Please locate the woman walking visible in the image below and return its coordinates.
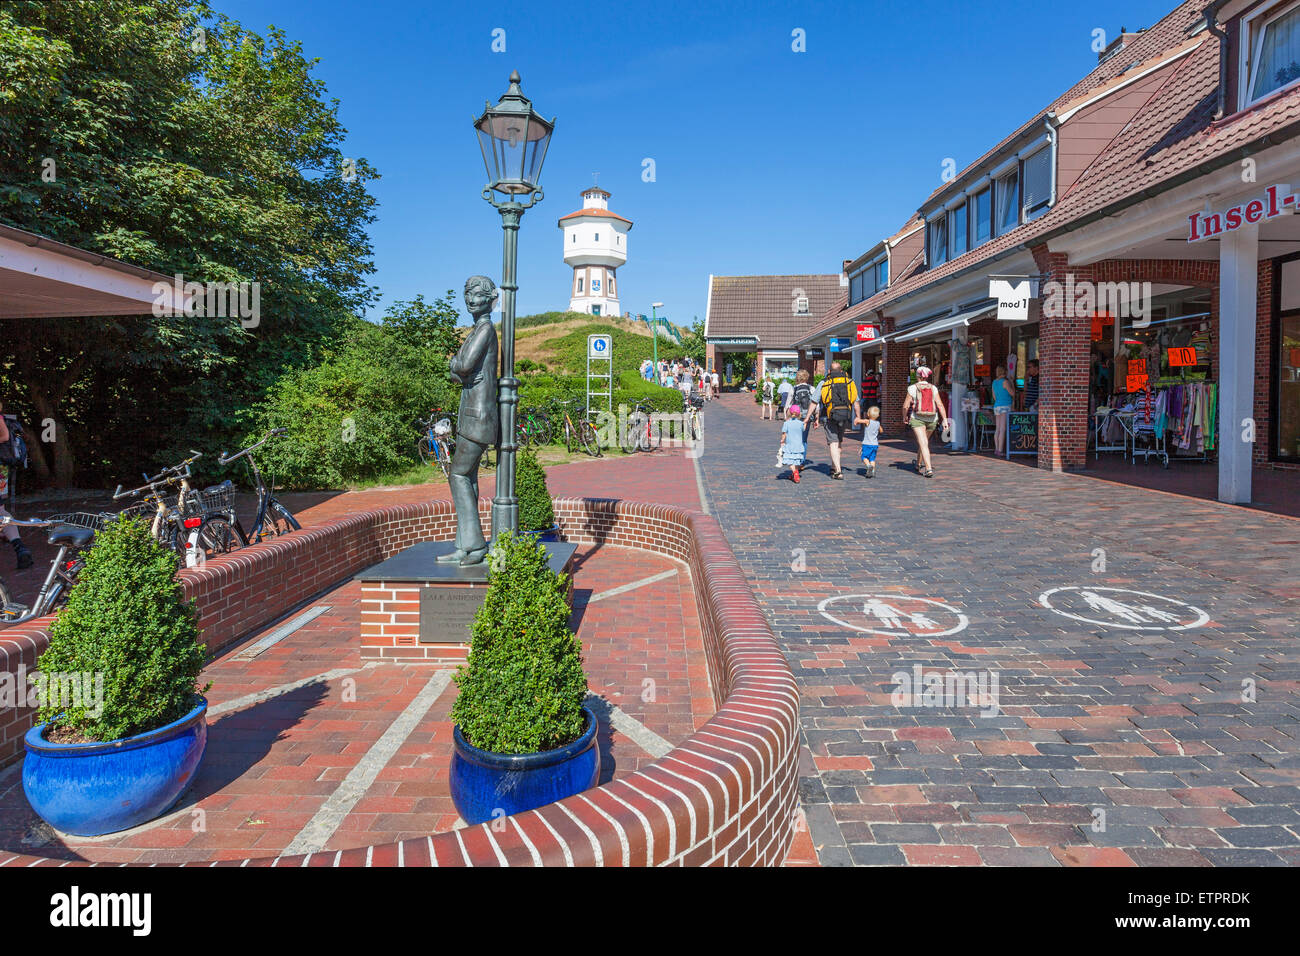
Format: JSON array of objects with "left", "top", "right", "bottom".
[
  {"left": 992, "top": 365, "right": 1016, "bottom": 456},
  {"left": 902, "top": 366, "right": 948, "bottom": 478}
]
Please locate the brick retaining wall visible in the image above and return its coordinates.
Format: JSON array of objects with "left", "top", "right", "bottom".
[{"left": 0, "top": 496, "right": 800, "bottom": 866}]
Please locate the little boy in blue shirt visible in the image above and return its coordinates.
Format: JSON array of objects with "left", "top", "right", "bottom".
[{"left": 855, "top": 405, "right": 881, "bottom": 477}]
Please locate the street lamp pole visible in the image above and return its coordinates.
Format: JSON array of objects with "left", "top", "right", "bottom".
[
  {"left": 651, "top": 301, "right": 664, "bottom": 372},
  {"left": 474, "top": 71, "right": 554, "bottom": 541}
]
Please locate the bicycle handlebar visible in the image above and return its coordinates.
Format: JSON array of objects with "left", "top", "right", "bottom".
[
  {"left": 219, "top": 429, "right": 285, "bottom": 466},
  {"left": 113, "top": 452, "right": 201, "bottom": 500},
  {"left": 0, "top": 516, "right": 53, "bottom": 529}
]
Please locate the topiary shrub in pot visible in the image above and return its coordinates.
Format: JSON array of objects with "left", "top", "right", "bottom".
[
  {"left": 448, "top": 530, "right": 597, "bottom": 824},
  {"left": 22, "top": 516, "right": 211, "bottom": 836},
  {"left": 516, "top": 446, "right": 558, "bottom": 539}
]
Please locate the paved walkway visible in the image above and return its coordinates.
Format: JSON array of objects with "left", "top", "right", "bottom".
[{"left": 698, "top": 393, "right": 1300, "bottom": 866}]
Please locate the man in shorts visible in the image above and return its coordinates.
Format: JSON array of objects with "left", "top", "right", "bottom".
[{"left": 812, "top": 361, "right": 860, "bottom": 479}]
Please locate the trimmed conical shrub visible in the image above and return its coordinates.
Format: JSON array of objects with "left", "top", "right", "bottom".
[
  {"left": 36, "top": 517, "right": 207, "bottom": 742},
  {"left": 451, "top": 531, "right": 586, "bottom": 754},
  {"left": 517, "top": 447, "right": 555, "bottom": 533}
]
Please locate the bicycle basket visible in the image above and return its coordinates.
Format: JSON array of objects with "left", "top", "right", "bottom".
[
  {"left": 185, "top": 481, "right": 236, "bottom": 516},
  {"left": 118, "top": 498, "right": 167, "bottom": 522},
  {"left": 46, "top": 511, "right": 112, "bottom": 532},
  {"left": 433, "top": 418, "right": 453, "bottom": 437}
]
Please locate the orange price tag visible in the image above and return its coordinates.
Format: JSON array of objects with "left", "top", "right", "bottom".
[
  {"left": 1167, "top": 347, "right": 1197, "bottom": 367},
  {"left": 1126, "top": 371, "right": 1149, "bottom": 393}
]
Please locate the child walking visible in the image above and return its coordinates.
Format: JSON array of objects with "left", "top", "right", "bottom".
[
  {"left": 778, "top": 404, "right": 807, "bottom": 482},
  {"left": 855, "top": 405, "right": 881, "bottom": 477}
]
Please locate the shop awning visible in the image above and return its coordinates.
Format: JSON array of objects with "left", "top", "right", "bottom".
[{"left": 891, "top": 303, "right": 995, "bottom": 344}]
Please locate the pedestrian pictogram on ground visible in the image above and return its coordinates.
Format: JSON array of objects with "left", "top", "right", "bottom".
[
  {"left": 1038, "top": 586, "right": 1208, "bottom": 631},
  {"left": 818, "top": 594, "right": 969, "bottom": 638}
]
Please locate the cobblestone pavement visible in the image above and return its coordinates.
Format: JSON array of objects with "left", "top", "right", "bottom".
[{"left": 698, "top": 394, "right": 1300, "bottom": 866}]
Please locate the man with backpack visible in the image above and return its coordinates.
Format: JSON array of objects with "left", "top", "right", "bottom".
[
  {"left": 0, "top": 404, "right": 34, "bottom": 570},
  {"left": 812, "top": 361, "right": 860, "bottom": 480}
]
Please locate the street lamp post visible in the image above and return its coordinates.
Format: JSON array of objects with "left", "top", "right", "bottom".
[
  {"left": 474, "top": 71, "right": 555, "bottom": 540},
  {"left": 650, "top": 301, "right": 664, "bottom": 372}
]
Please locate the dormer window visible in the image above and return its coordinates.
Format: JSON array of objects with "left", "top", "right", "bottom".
[
  {"left": 927, "top": 215, "right": 949, "bottom": 267},
  {"left": 1021, "top": 146, "right": 1053, "bottom": 220},
  {"left": 1242, "top": 1, "right": 1300, "bottom": 107}
]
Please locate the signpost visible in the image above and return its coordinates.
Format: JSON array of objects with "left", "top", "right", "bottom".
[{"left": 587, "top": 333, "right": 612, "bottom": 414}]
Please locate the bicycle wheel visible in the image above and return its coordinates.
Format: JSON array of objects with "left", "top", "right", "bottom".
[
  {"left": 266, "top": 500, "right": 301, "bottom": 536},
  {"left": 579, "top": 419, "right": 603, "bottom": 457},
  {"left": 418, "top": 434, "right": 435, "bottom": 464},
  {"left": 0, "top": 576, "right": 14, "bottom": 616},
  {"left": 564, "top": 422, "right": 576, "bottom": 454},
  {"left": 433, "top": 438, "right": 452, "bottom": 478},
  {"left": 191, "top": 516, "right": 246, "bottom": 565},
  {"left": 622, "top": 413, "right": 644, "bottom": 453}
]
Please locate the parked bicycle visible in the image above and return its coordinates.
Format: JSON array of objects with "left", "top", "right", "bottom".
[
  {"left": 684, "top": 393, "right": 703, "bottom": 442},
  {"left": 112, "top": 451, "right": 212, "bottom": 567},
  {"left": 516, "top": 404, "right": 553, "bottom": 447},
  {"left": 0, "top": 514, "right": 101, "bottom": 625},
  {"left": 622, "top": 401, "right": 662, "bottom": 453},
  {"left": 553, "top": 400, "right": 602, "bottom": 457},
  {"left": 417, "top": 409, "right": 456, "bottom": 477},
  {"left": 215, "top": 427, "right": 301, "bottom": 548}
]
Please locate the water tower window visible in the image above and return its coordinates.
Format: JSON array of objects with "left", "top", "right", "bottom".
[{"left": 594, "top": 233, "right": 599, "bottom": 242}]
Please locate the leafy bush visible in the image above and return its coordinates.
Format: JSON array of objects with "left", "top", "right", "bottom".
[
  {"left": 251, "top": 294, "right": 459, "bottom": 487},
  {"left": 451, "top": 531, "right": 588, "bottom": 754},
  {"left": 36, "top": 518, "right": 207, "bottom": 742},
  {"left": 517, "top": 447, "right": 555, "bottom": 532}
]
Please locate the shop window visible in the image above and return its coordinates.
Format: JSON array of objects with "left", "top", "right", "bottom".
[
  {"left": 995, "top": 169, "right": 1019, "bottom": 234},
  {"left": 1243, "top": 1, "right": 1300, "bottom": 107},
  {"left": 971, "top": 187, "right": 992, "bottom": 247},
  {"left": 949, "top": 203, "right": 968, "bottom": 259},
  {"left": 1021, "top": 147, "right": 1052, "bottom": 220},
  {"left": 927, "top": 216, "right": 949, "bottom": 267},
  {"left": 1117, "top": 290, "right": 1213, "bottom": 393}
]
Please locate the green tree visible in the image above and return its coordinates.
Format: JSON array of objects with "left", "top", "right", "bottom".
[{"left": 0, "top": 1, "right": 378, "bottom": 485}]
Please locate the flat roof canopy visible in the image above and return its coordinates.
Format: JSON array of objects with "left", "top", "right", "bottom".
[{"left": 0, "top": 223, "right": 186, "bottom": 319}]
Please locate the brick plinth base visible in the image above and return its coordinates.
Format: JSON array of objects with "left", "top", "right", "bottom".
[{"left": 0, "top": 496, "right": 800, "bottom": 867}]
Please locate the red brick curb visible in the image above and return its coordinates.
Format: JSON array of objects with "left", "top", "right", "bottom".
[{"left": 0, "top": 497, "right": 800, "bottom": 866}]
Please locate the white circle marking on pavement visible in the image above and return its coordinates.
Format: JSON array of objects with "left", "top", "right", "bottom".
[
  {"left": 1038, "top": 586, "right": 1209, "bottom": 631},
  {"left": 818, "top": 594, "right": 969, "bottom": 638}
]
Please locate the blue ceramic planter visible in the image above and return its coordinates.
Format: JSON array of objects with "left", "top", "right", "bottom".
[
  {"left": 23, "top": 696, "right": 208, "bottom": 837},
  {"left": 450, "top": 705, "right": 600, "bottom": 825},
  {"left": 520, "top": 524, "right": 560, "bottom": 542}
]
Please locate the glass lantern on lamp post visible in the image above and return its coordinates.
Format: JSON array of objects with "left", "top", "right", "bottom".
[{"left": 474, "top": 71, "right": 555, "bottom": 540}]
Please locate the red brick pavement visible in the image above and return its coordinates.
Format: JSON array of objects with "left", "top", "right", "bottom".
[
  {"left": 700, "top": 392, "right": 1300, "bottom": 867},
  {"left": 0, "top": 545, "right": 712, "bottom": 863}
]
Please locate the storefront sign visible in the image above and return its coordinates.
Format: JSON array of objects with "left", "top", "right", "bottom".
[
  {"left": 829, "top": 337, "right": 853, "bottom": 352},
  {"left": 989, "top": 277, "right": 1036, "bottom": 322},
  {"left": 708, "top": 336, "right": 758, "bottom": 346},
  {"left": 973, "top": 364, "right": 991, "bottom": 378},
  {"left": 1006, "top": 411, "right": 1037, "bottom": 458},
  {"left": 1126, "top": 371, "right": 1149, "bottom": 392},
  {"left": 855, "top": 324, "right": 881, "bottom": 342},
  {"left": 1187, "top": 184, "right": 1296, "bottom": 243},
  {"left": 1167, "top": 346, "right": 1197, "bottom": 367}
]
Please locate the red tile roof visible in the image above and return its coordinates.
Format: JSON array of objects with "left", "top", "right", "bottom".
[
  {"left": 705, "top": 274, "right": 845, "bottom": 349},
  {"left": 557, "top": 208, "right": 633, "bottom": 225}
]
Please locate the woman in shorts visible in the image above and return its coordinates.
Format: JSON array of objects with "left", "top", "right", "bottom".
[{"left": 902, "top": 366, "right": 948, "bottom": 478}]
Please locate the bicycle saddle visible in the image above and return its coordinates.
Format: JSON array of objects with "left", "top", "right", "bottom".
[
  {"left": 48, "top": 524, "right": 95, "bottom": 549},
  {"left": 203, "top": 480, "right": 235, "bottom": 494}
]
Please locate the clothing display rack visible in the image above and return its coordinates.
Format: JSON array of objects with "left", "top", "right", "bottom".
[{"left": 1091, "top": 380, "right": 1217, "bottom": 468}]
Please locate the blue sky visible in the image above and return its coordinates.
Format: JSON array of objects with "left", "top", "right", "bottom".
[{"left": 218, "top": 0, "right": 1178, "bottom": 325}]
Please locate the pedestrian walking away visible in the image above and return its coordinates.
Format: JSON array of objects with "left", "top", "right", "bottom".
[
  {"left": 790, "top": 369, "right": 816, "bottom": 445},
  {"left": 761, "top": 377, "right": 776, "bottom": 420},
  {"left": 855, "top": 404, "right": 882, "bottom": 477},
  {"left": 778, "top": 404, "right": 806, "bottom": 483},
  {"left": 777, "top": 377, "right": 793, "bottom": 416},
  {"left": 0, "top": 402, "right": 35, "bottom": 570},
  {"left": 902, "top": 365, "right": 949, "bottom": 478},
  {"left": 992, "top": 365, "right": 1016, "bottom": 455},
  {"left": 814, "top": 361, "right": 859, "bottom": 479}
]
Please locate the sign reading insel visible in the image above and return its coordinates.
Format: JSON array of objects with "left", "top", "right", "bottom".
[
  {"left": 588, "top": 334, "right": 611, "bottom": 358},
  {"left": 856, "top": 324, "right": 881, "bottom": 342},
  {"left": 1188, "top": 184, "right": 1296, "bottom": 242}
]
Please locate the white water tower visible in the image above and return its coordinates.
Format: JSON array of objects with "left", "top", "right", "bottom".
[{"left": 559, "top": 187, "right": 632, "bottom": 316}]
